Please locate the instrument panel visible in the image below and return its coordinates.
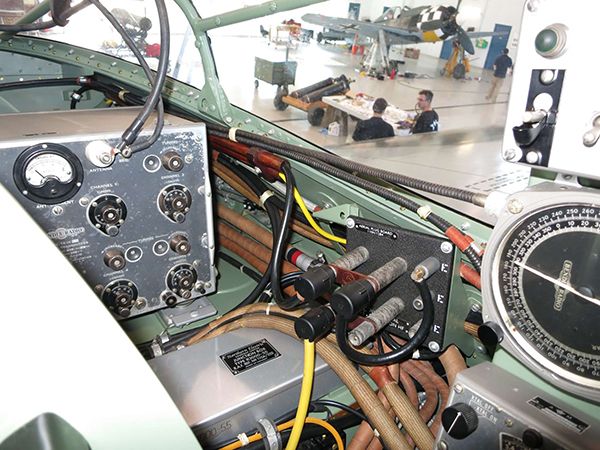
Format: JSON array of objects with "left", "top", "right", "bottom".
[
  {"left": 482, "top": 182, "right": 600, "bottom": 402},
  {"left": 0, "top": 109, "right": 216, "bottom": 320}
]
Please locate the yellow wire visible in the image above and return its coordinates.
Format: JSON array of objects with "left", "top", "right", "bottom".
[
  {"left": 219, "top": 416, "right": 344, "bottom": 450},
  {"left": 279, "top": 173, "right": 347, "bottom": 245},
  {"left": 286, "top": 339, "right": 315, "bottom": 450},
  {"left": 305, "top": 417, "right": 345, "bottom": 450}
]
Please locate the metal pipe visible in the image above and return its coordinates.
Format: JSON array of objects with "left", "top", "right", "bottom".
[
  {"left": 290, "top": 77, "right": 335, "bottom": 98},
  {"left": 192, "top": 0, "right": 327, "bottom": 33}
]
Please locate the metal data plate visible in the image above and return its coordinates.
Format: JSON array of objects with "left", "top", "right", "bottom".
[
  {"left": 436, "top": 363, "right": 600, "bottom": 450},
  {"left": 502, "top": 0, "right": 600, "bottom": 180},
  {"left": 0, "top": 108, "right": 216, "bottom": 320},
  {"left": 149, "top": 328, "right": 343, "bottom": 447}
]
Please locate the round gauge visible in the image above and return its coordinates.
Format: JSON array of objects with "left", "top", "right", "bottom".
[
  {"left": 13, "top": 143, "right": 83, "bottom": 204},
  {"left": 484, "top": 193, "right": 600, "bottom": 401}
]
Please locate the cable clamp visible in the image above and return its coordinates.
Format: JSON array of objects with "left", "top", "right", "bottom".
[
  {"left": 417, "top": 205, "right": 432, "bottom": 220},
  {"left": 256, "top": 417, "right": 282, "bottom": 450},
  {"left": 118, "top": 89, "right": 130, "bottom": 101},
  {"left": 237, "top": 433, "right": 250, "bottom": 447},
  {"left": 259, "top": 190, "right": 275, "bottom": 208},
  {"left": 228, "top": 127, "right": 239, "bottom": 142}
]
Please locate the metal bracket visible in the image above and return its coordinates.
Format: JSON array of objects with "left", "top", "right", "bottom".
[
  {"left": 313, "top": 203, "right": 360, "bottom": 225},
  {"left": 158, "top": 296, "right": 217, "bottom": 328}
]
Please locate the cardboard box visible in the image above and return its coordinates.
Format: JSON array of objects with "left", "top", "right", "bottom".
[{"left": 404, "top": 48, "right": 421, "bottom": 59}]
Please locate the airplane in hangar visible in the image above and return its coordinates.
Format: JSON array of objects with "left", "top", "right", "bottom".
[{"left": 303, "top": 4, "right": 504, "bottom": 72}]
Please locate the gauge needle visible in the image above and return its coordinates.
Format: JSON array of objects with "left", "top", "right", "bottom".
[{"left": 515, "top": 261, "right": 600, "bottom": 307}]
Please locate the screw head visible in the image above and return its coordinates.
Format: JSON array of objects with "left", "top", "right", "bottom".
[
  {"left": 504, "top": 418, "right": 514, "bottom": 427},
  {"left": 454, "top": 384, "right": 464, "bottom": 393},
  {"left": 346, "top": 218, "right": 355, "bottom": 228},
  {"left": 507, "top": 199, "right": 524, "bottom": 214},
  {"left": 437, "top": 441, "right": 448, "bottom": 450},
  {"left": 428, "top": 341, "right": 441, "bottom": 352},
  {"left": 502, "top": 147, "right": 520, "bottom": 162},
  {"left": 441, "top": 241, "right": 453, "bottom": 254}
]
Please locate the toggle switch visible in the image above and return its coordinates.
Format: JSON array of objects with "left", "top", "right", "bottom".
[
  {"left": 522, "top": 110, "right": 547, "bottom": 124},
  {"left": 583, "top": 115, "right": 600, "bottom": 147}
]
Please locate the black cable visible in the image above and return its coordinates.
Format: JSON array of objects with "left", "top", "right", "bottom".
[
  {"left": 209, "top": 128, "right": 482, "bottom": 271},
  {"left": 218, "top": 251, "right": 262, "bottom": 283},
  {"left": 205, "top": 122, "right": 486, "bottom": 206},
  {"left": 258, "top": 271, "right": 303, "bottom": 302},
  {"left": 335, "top": 279, "right": 435, "bottom": 366},
  {"left": 105, "top": 0, "right": 168, "bottom": 151},
  {"left": 87, "top": 0, "right": 166, "bottom": 154},
  {"left": 381, "top": 331, "right": 440, "bottom": 360},
  {"left": 312, "top": 400, "right": 368, "bottom": 422},
  {"left": 243, "top": 414, "right": 359, "bottom": 450},
  {"left": 271, "top": 162, "right": 301, "bottom": 310},
  {"left": 0, "top": 78, "right": 84, "bottom": 91}
]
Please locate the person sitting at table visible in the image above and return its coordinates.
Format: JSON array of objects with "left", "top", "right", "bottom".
[
  {"left": 411, "top": 90, "right": 439, "bottom": 134},
  {"left": 352, "top": 97, "right": 395, "bottom": 141}
]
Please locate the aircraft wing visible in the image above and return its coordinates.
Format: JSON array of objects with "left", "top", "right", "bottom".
[
  {"left": 302, "top": 13, "right": 421, "bottom": 43},
  {"left": 466, "top": 31, "right": 509, "bottom": 39}
]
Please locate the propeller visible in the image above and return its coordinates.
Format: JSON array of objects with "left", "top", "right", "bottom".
[
  {"left": 419, "top": 5, "right": 474, "bottom": 54},
  {"left": 456, "top": 26, "right": 475, "bottom": 54}
]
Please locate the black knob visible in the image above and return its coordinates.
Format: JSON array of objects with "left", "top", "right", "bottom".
[
  {"left": 294, "top": 266, "right": 336, "bottom": 301},
  {"left": 330, "top": 279, "right": 375, "bottom": 320},
  {"left": 522, "top": 428, "right": 543, "bottom": 449},
  {"left": 442, "top": 403, "right": 479, "bottom": 439},
  {"left": 294, "top": 306, "right": 335, "bottom": 342},
  {"left": 478, "top": 321, "right": 504, "bottom": 352}
]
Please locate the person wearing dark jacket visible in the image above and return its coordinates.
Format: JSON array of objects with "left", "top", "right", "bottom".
[
  {"left": 486, "top": 48, "right": 513, "bottom": 102},
  {"left": 352, "top": 97, "right": 395, "bottom": 141},
  {"left": 412, "top": 90, "right": 439, "bottom": 134}
]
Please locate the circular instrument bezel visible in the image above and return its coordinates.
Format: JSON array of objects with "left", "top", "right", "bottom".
[
  {"left": 13, "top": 143, "right": 84, "bottom": 204},
  {"left": 482, "top": 184, "right": 600, "bottom": 403}
]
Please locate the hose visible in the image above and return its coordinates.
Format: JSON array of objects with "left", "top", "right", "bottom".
[
  {"left": 439, "top": 344, "right": 467, "bottom": 386},
  {"left": 0, "top": 1, "right": 89, "bottom": 32},
  {"left": 205, "top": 123, "right": 486, "bottom": 206},
  {"left": 115, "top": 0, "right": 170, "bottom": 151},
  {"left": 286, "top": 340, "right": 315, "bottom": 450},
  {"left": 213, "top": 159, "right": 334, "bottom": 248},
  {"left": 271, "top": 163, "right": 300, "bottom": 310},
  {"left": 218, "top": 251, "right": 262, "bottom": 282},
  {"left": 280, "top": 173, "right": 347, "bottom": 245},
  {"left": 363, "top": 366, "right": 435, "bottom": 450},
  {"left": 218, "top": 222, "right": 298, "bottom": 275},
  {"left": 87, "top": 0, "right": 166, "bottom": 154},
  {"left": 186, "top": 306, "right": 410, "bottom": 450},
  {"left": 208, "top": 128, "right": 483, "bottom": 271}
]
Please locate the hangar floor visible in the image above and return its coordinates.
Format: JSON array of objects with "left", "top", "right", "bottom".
[{"left": 211, "top": 36, "right": 530, "bottom": 224}]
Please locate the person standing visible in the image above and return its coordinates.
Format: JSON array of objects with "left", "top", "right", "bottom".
[
  {"left": 352, "top": 97, "right": 395, "bottom": 141},
  {"left": 412, "top": 90, "right": 439, "bottom": 134},
  {"left": 486, "top": 48, "right": 513, "bottom": 102}
]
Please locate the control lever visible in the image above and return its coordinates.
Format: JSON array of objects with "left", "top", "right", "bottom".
[{"left": 513, "top": 111, "right": 548, "bottom": 146}]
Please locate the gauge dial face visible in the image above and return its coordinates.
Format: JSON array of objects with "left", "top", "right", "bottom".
[
  {"left": 493, "top": 204, "right": 600, "bottom": 385},
  {"left": 24, "top": 153, "right": 75, "bottom": 187},
  {"left": 13, "top": 143, "right": 84, "bottom": 204}
]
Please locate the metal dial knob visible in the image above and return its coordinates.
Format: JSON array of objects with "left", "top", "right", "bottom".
[{"left": 442, "top": 403, "right": 479, "bottom": 439}]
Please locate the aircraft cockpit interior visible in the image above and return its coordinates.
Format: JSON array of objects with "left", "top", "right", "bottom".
[{"left": 0, "top": 1, "right": 599, "bottom": 449}]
